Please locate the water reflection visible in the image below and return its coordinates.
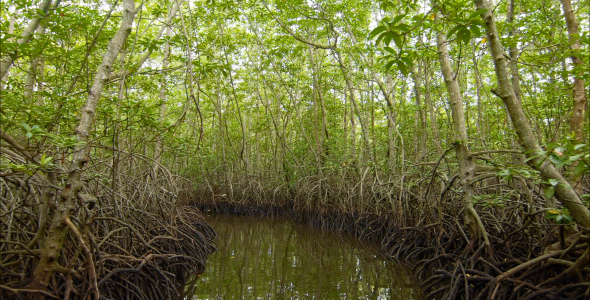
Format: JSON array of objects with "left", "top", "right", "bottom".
[{"left": 191, "top": 215, "right": 423, "bottom": 300}]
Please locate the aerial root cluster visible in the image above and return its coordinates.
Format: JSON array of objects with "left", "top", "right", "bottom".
[
  {"left": 1, "top": 157, "right": 217, "bottom": 300},
  {"left": 189, "top": 173, "right": 590, "bottom": 300}
]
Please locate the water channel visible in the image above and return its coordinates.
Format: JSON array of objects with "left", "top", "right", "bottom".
[{"left": 190, "top": 214, "right": 424, "bottom": 300}]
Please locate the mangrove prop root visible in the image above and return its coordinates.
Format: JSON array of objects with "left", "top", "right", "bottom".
[
  {"left": 189, "top": 173, "right": 589, "bottom": 300},
  {"left": 1, "top": 158, "right": 217, "bottom": 300}
]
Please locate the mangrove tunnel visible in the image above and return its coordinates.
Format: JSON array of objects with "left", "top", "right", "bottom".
[{"left": 0, "top": 0, "right": 588, "bottom": 299}]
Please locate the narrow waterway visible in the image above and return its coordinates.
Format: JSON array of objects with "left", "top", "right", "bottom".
[{"left": 189, "top": 214, "right": 423, "bottom": 299}]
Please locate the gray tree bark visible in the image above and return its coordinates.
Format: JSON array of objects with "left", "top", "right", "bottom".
[
  {"left": 27, "top": 0, "right": 138, "bottom": 295},
  {"left": 475, "top": 0, "right": 590, "bottom": 228},
  {"left": 436, "top": 13, "right": 488, "bottom": 244}
]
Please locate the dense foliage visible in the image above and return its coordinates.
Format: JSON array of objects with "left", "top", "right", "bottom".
[{"left": 0, "top": 0, "right": 588, "bottom": 299}]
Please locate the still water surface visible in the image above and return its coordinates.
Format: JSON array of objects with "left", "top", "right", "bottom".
[{"left": 191, "top": 215, "right": 423, "bottom": 300}]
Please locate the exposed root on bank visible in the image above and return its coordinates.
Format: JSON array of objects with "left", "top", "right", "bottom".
[
  {"left": 188, "top": 169, "right": 589, "bottom": 300},
  {"left": 1, "top": 149, "right": 216, "bottom": 300}
]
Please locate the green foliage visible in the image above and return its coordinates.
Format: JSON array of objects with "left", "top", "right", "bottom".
[
  {"left": 21, "top": 122, "right": 43, "bottom": 139},
  {"left": 0, "top": 0, "right": 587, "bottom": 220},
  {"left": 445, "top": 8, "right": 487, "bottom": 44},
  {"left": 545, "top": 208, "right": 574, "bottom": 225}
]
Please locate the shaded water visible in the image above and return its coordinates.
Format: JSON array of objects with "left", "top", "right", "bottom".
[{"left": 191, "top": 215, "right": 423, "bottom": 300}]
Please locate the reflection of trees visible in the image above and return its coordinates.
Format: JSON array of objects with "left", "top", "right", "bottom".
[{"left": 192, "top": 215, "right": 423, "bottom": 299}]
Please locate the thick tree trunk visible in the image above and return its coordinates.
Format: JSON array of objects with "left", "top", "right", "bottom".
[
  {"left": 26, "top": 0, "right": 137, "bottom": 295},
  {"left": 560, "top": 0, "right": 587, "bottom": 143},
  {"left": 475, "top": 0, "right": 590, "bottom": 228}
]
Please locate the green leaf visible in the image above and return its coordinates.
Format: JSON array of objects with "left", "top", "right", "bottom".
[
  {"left": 383, "top": 32, "right": 395, "bottom": 46},
  {"left": 459, "top": 28, "right": 471, "bottom": 44},
  {"left": 396, "top": 60, "right": 408, "bottom": 76},
  {"left": 397, "top": 24, "right": 411, "bottom": 32},
  {"left": 384, "top": 46, "right": 396, "bottom": 54},
  {"left": 574, "top": 144, "right": 586, "bottom": 150},
  {"left": 471, "top": 19, "right": 486, "bottom": 27},
  {"left": 390, "top": 14, "right": 405, "bottom": 26},
  {"left": 573, "top": 161, "right": 588, "bottom": 178},
  {"left": 549, "top": 155, "right": 565, "bottom": 167},
  {"left": 375, "top": 32, "right": 386, "bottom": 46},
  {"left": 40, "top": 154, "right": 53, "bottom": 165},
  {"left": 554, "top": 146, "right": 566, "bottom": 154},
  {"left": 400, "top": 56, "right": 413, "bottom": 66},
  {"left": 392, "top": 34, "right": 403, "bottom": 48},
  {"left": 545, "top": 186, "right": 555, "bottom": 199},
  {"left": 470, "top": 24, "right": 481, "bottom": 37},
  {"left": 545, "top": 212, "right": 558, "bottom": 220},
  {"left": 447, "top": 25, "right": 461, "bottom": 39},
  {"left": 368, "top": 26, "right": 387, "bottom": 40},
  {"left": 384, "top": 60, "right": 395, "bottom": 72},
  {"left": 548, "top": 178, "right": 559, "bottom": 186},
  {"left": 468, "top": 8, "right": 487, "bottom": 20},
  {"left": 556, "top": 215, "right": 563, "bottom": 223}
]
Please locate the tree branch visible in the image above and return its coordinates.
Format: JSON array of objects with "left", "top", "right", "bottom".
[{"left": 262, "top": 1, "right": 333, "bottom": 49}]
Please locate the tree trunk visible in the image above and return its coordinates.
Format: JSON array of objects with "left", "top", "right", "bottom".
[
  {"left": 475, "top": 0, "right": 590, "bottom": 228},
  {"left": 422, "top": 61, "right": 442, "bottom": 155},
  {"left": 0, "top": 0, "right": 57, "bottom": 79},
  {"left": 386, "top": 76, "right": 398, "bottom": 169},
  {"left": 336, "top": 54, "right": 373, "bottom": 164},
  {"left": 26, "top": 0, "right": 137, "bottom": 295},
  {"left": 411, "top": 64, "right": 428, "bottom": 161},
  {"left": 507, "top": 0, "right": 523, "bottom": 101},
  {"left": 154, "top": 26, "right": 171, "bottom": 178},
  {"left": 436, "top": 19, "right": 481, "bottom": 240},
  {"left": 24, "top": 25, "right": 46, "bottom": 101},
  {"left": 309, "top": 45, "right": 323, "bottom": 172},
  {"left": 471, "top": 42, "right": 486, "bottom": 145},
  {"left": 0, "top": 9, "right": 18, "bottom": 90},
  {"left": 560, "top": 0, "right": 587, "bottom": 143}
]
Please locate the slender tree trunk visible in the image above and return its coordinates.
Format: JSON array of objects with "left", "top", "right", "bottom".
[
  {"left": 436, "top": 13, "right": 485, "bottom": 243},
  {"left": 471, "top": 42, "right": 485, "bottom": 145},
  {"left": 335, "top": 54, "right": 373, "bottom": 164},
  {"left": 423, "top": 61, "right": 442, "bottom": 155},
  {"left": 27, "top": 1, "right": 137, "bottom": 295},
  {"left": 154, "top": 26, "right": 171, "bottom": 178},
  {"left": 309, "top": 45, "right": 323, "bottom": 172},
  {"left": 411, "top": 64, "right": 428, "bottom": 161},
  {"left": 317, "top": 53, "right": 329, "bottom": 155},
  {"left": 386, "top": 76, "right": 398, "bottom": 168},
  {"left": 23, "top": 25, "right": 46, "bottom": 101},
  {"left": 475, "top": 0, "right": 590, "bottom": 228}
]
